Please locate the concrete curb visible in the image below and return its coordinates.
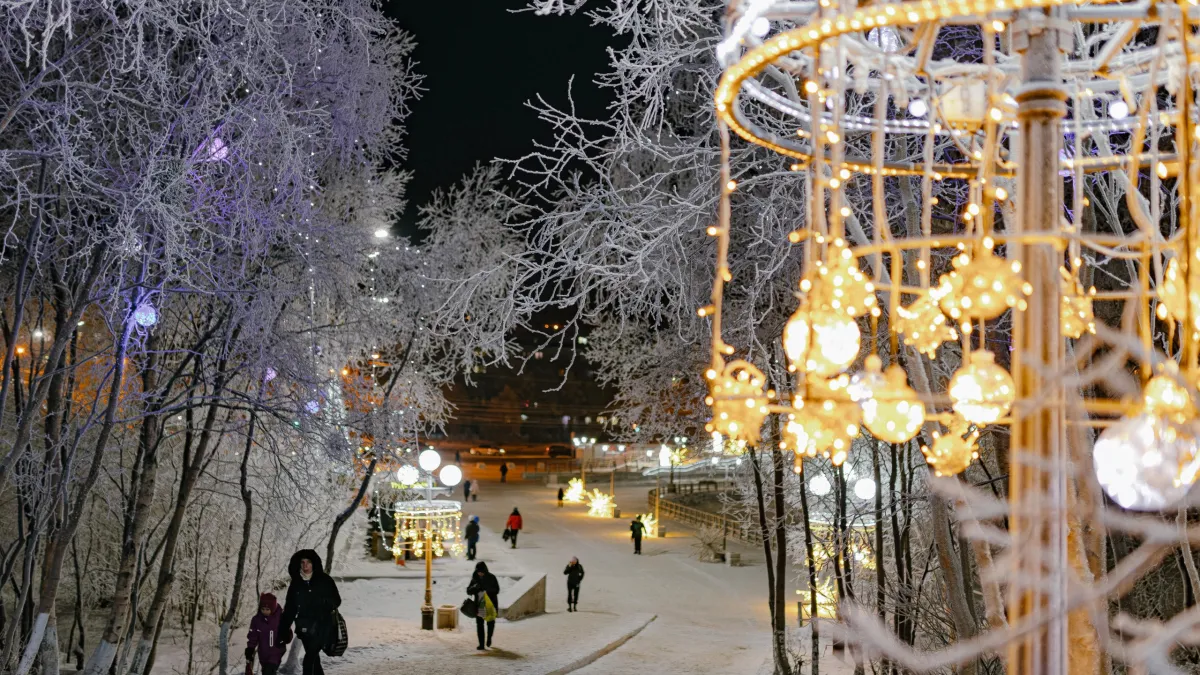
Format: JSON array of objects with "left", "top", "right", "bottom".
[{"left": 543, "top": 614, "right": 657, "bottom": 675}]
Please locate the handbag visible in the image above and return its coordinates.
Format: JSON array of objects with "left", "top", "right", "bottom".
[
  {"left": 460, "top": 597, "right": 478, "bottom": 618},
  {"left": 322, "top": 610, "right": 348, "bottom": 657},
  {"left": 502, "top": 528, "right": 511, "bottom": 541}
]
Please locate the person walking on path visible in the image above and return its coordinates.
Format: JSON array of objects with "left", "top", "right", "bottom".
[
  {"left": 557, "top": 487, "right": 565, "bottom": 508},
  {"left": 463, "top": 479, "right": 472, "bottom": 502},
  {"left": 505, "top": 508, "right": 523, "bottom": 549},
  {"left": 455, "top": 448, "right": 462, "bottom": 463},
  {"left": 467, "top": 562, "right": 500, "bottom": 650},
  {"left": 280, "top": 550, "right": 341, "bottom": 675},
  {"left": 245, "top": 592, "right": 287, "bottom": 675},
  {"left": 471, "top": 480, "right": 480, "bottom": 502},
  {"left": 465, "top": 515, "right": 480, "bottom": 561},
  {"left": 563, "top": 557, "right": 585, "bottom": 612},
  {"left": 630, "top": 516, "right": 646, "bottom": 554},
  {"left": 499, "top": 462, "right": 509, "bottom": 483}
]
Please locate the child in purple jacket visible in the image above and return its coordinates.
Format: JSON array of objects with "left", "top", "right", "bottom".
[{"left": 245, "top": 592, "right": 288, "bottom": 675}]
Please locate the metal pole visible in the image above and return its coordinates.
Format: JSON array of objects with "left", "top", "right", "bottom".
[
  {"left": 1007, "top": 10, "right": 1088, "bottom": 674},
  {"left": 421, "top": 523, "right": 434, "bottom": 630}
]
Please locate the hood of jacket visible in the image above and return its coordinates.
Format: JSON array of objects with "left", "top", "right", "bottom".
[
  {"left": 474, "top": 561, "right": 490, "bottom": 575},
  {"left": 288, "top": 549, "right": 325, "bottom": 581},
  {"left": 259, "top": 592, "right": 279, "bottom": 613}
]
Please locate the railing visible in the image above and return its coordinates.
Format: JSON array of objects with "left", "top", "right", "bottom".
[{"left": 647, "top": 488, "right": 761, "bottom": 546}]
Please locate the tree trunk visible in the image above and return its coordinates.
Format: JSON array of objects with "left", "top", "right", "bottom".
[
  {"left": 326, "top": 456, "right": 377, "bottom": 575},
  {"left": 930, "top": 496, "right": 978, "bottom": 675},
  {"left": 219, "top": 408, "right": 257, "bottom": 675},
  {"left": 768, "top": 442, "right": 792, "bottom": 675},
  {"left": 874, "top": 443, "right": 888, "bottom": 675},
  {"left": 82, "top": 334, "right": 162, "bottom": 675}
]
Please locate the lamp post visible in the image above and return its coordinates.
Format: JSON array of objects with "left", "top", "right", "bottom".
[{"left": 415, "top": 449, "right": 461, "bottom": 630}]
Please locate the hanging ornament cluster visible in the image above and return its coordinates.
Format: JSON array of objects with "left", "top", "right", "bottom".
[
  {"left": 936, "top": 242, "right": 1032, "bottom": 329},
  {"left": 787, "top": 375, "right": 862, "bottom": 466},
  {"left": 705, "top": 361, "right": 770, "bottom": 444},
  {"left": 1060, "top": 266, "right": 1097, "bottom": 339},
  {"left": 921, "top": 416, "right": 981, "bottom": 477},
  {"left": 896, "top": 291, "right": 959, "bottom": 358},
  {"left": 857, "top": 357, "right": 926, "bottom": 443}
]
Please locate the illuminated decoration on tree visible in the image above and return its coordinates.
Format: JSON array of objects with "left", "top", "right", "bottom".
[
  {"left": 132, "top": 303, "right": 158, "bottom": 328},
  {"left": 921, "top": 418, "right": 981, "bottom": 477},
  {"left": 806, "top": 237, "right": 878, "bottom": 319},
  {"left": 586, "top": 489, "right": 615, "bottom": 518},
  {"left": 803, "top": 307, "right": 861, "bottom": 377},
  {"left": 304, "top": 400, "right": 320, "bottom": 414},
  {"left": 264, "top": 367, "right": 277, "bottom": 382},
  {"left": 935, "top": 242, "right": 1031, "bottom": 329},
  {"left": 395, "top": 464, "right": 420, "bottom": 487},
  {"left": 895, "top": 292, "right": 958, "bottom": 358},
  {"left": 705, "top": 361, "right": 770, "bottom": 444},
  {"left": 392, "top": 500, "right": 463, "bottom": 560},
  {"left": 562, "top": 477, "right": 585, "bottom": 503},
  {"left": 1093, "top": 414, "right": 1197, "bottom": 511},
  {"left": 639, "top": 513, "right": 659, "bottom": 538},
  {"left": 1060, "top": 267, "right": 1097, "bottom": 339},
  {"left": 798, "top": 580, "right": 838, "bottom": 621},
  {"left": 855, "top": 356, "right": 925, "bottom": 443},
  {"left": 948, "top": 351, "right": 1015, "bottom": 424},
  {"left": 1142, "top": 373, "right": 1197, "bottom": 425}
]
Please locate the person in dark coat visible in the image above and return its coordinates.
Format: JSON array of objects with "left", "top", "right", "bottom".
[
  {"left": 467, "top": 561, "right": 501, "bottom": 650},
  {"left": 246, "top": 592, "right": 286, "bottom": 675},
  {"left": 465, "top": 515, "right": 480, "bottom": 561},
  {"left": 463, "top": 479, "right": 472, "bottom": 502},
  {"left": 505, "top": 508, "right": 523, "bottom": 549},
  {"left": 499, "top": 463, "right": 509, "bottom": 482},
  {"left": 280, "top": 550, "right": 341, "bottom": 675},
  {"left": 557, "top": 487, "right": 565, "bottom": 508},
  {"left": 630, "top": 516, "right": 646, "bottom": 554},
  {"left": 563, "top": 557, "right": 584, "bottom": 612}
]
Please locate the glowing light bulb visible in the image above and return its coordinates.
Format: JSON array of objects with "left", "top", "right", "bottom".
[
  {"left": 861, "top": 366, "right": 926, "bottom": 443},
  {"left": 396, "top": 465, "right": 420, "bottom": 486},
  {"left": 132, "top": 304, "right": 158, "bottom": 327},
  {"left": 374, "top": 228, "right": 389, "bottom": 239},
  {"left": 809, "top": 474, "right": 832, "bottom": 496},
  {"left": 1094, "top": 414, "right": 1197, "bottom": 511},
  {"left": 853, "top": 477, "right": 876, "bottom": 500},
  {"left": 908, "top": 99, "right": 928, "bottom": 117},
  {"left": 921, "top": 418, "right": 981, "bottom": 477},
  {"left": 948, "top": 350, "right": 1014, "bottom": 424},
  {"left": 1143, "top": 374, "right": 1196, "bottom": 424},
  {"left": 1108, "top": 99, "right": 1129, "bottom": 120},
  {"left": 419, "top": 449, "right": 441, "bottom": 472},
  {"left": 439, "top": 464, "right": 462, "bottom": 487},
  {"left": 805, "top": 309, "right": 861, "bottom": 376},
  {"left": 782, "top": 307, "right": 811, "bottom": 368},
  {"left": 751, "top": 16, "right": 771, "bottom": 37}
]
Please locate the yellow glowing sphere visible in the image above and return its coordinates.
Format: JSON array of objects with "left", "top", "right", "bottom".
[
  {"left": 782, "top": 306, "right": 811, "bottom": 368},
  {"left": 805, "top": 308, "right": 861, "bottom": 376},
  {"left": 948, "top": 350, "right": 1015, "bottom": 424},
  {"left": 862, "top": 365, "right": 925, "bottom": 443},
  {"left": 895, "top": 291, "right": 958, "bottom": 358},
  {"left": 937, "top": 246, "right": 1031, "bottom": 323},
  {"left": 808, "top": 238, "right": 878, "bottom": 319},
  {"left": 788, "top": 390, "right": 860, "bottom": 466},
  {"left": 921, "top": 418, "right": 981, "bottom": 477},
  {"left": 707, "top": 361, "right": 769, "bottom": 444},
  {"left": 1060, "top": 267, "right": 1097, "bottom": 339},
  {"left": 1143, "top": 374, "right": 1197, "bottom": 424}
]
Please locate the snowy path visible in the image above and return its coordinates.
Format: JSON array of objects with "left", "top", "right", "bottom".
[{"left": 313, "top": 470, "right": 777, "bottom": 674}]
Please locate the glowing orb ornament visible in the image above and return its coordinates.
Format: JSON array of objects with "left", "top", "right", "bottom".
[
  {"left": 936, "top": 244, "right": 1031, "bottom": 326},
  {"left": 705, "top": 361, "right": 770, "bottom": 444},
  {"left": 132, "top": 304, "right": 158, "bottom": 327},
  {"left": 861, "top": 364, "right": 925, "bottom": 443},
  {"left": 895, "top": 291, "right": 958, "bottom": 358},
  {"left": 1060, "top": 267, "right": 1097, "bottom": 339},
  {"left": 1158, "top": 257, "right": 1195, "bottom": 329},
  {"left": 439, "top": 464, "right": 462, "bottom": 487},
  {"left": 787, "top": 376, "right": 860, "bottom": 466},
  {"left": 806, "top": 238, "right": 878, "bottom": 319},
  {"left": 848, "top": 355, "right": 887, "bottom": 403},
  {"left": 418, "top": 449, "right": 442, "bottom": 472},
  {"left": 1142, "top": 373, "right": 1197, "bottom": 424},
  {"left": 949, "top": 350, "right": 1015, "bottom": 424},
  {"left": 921, "top": 417, "right": 981, "bottom": 477},
  {"left": 853, "top": 477, "right": 877, "bottom": 500},
  {"left": 782, "top": 306, "right": 811, "bottom": 369},
  {"left": 804, "top": 308, "right": 861, "bottom": 376},
  {"left": 809, "top": 474, "right": 832, "bottom": 496},
  {"left": 396, "top": 464, "right": 420, "bottom": 486},
  {"left": 1093, "top": 414, "right": 1198, "bottom": 511}
]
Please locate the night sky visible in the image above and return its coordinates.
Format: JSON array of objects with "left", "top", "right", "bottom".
[{"left": 384, "top": 1, "right": 619, "bottom": 232}]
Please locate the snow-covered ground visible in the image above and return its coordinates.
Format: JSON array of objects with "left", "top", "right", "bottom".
[{"left": 154, "top": 469, "right": 858, "bottom": 674}]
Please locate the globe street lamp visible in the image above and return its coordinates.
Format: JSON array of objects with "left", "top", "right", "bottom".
[{"left": 411, "top": 449, "right": 460, "bottom": 631}]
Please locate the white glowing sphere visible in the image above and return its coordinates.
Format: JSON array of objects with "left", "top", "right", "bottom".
[
  {"left": 374, "top": 228, "right": 389, "bottom": 239},
  {"left": 1094, "top": 414, "right": 1196, "bottom": 511},
  {"left": 132, "top": 304, "right": 158, "bottom": 327},
  {"left": 396, "top": 464, "right": 420, "bottom": 486},
  {"left": 853, "top": 478, "right": 877, "bottom": 501},
  {"left": 439, "top": 464, "right": 462, "bottom": 487},
  {"left": 809, "top": 474, "right": 832, "bottom": 497},
  {"left": 806, "top": 310, "right": 861, "bottom": 376},
  {"left": 1108, "top": 99, "right": 1129, "bottom": 120},
  {"left": 908, "top": 99, "right": 928, "bottom": 118},
  {"left": 418, "top": 449, "right": 442, "bottom": 472},
  {"left": 782, "top": 308, "right": 811, "bottom": 368},
  {"left": 750, "top": 16, "right": 771, "bottom": 37}
]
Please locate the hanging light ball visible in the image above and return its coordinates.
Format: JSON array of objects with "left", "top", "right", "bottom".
[
  {"left": 782, "top": 306, "right": 811, "bottom": 370},
  {"left": 862, "top": 365, "right": 926, "bottom": 443},
  {"left": 848, "top": 355, "right": 887, "bottom": 402},
  {"left": 937, "top": 242, "right": 1031, "bottom": 326},
  {"left": 1143, "top": 373, "right": 1197, "bottom": 424},
  {"left": 1060, "top": 266, "right": 1097, "bottom": 339},
  {"left": 1093, "top": 414, "right": 1198, "bottom": 511},
  {"left": 949, "top": 350, "right": 1015, "bottom": 424},
  {"left": 895, "top": 290, "right": 958, "bottom": 358},
  {"left": 789, "top": 376, "right": 860, "bottom": 466},
  {"left": 132, "top": 303, "right": 158, "bottom": 327},
  {"left": 921, "top": 418, "right": 981, "bottom": 477},
  {"left": 805, "top": 308, "right": 861, "bottom": 376},
  {"left": 705, "top": 361, "right": 770, "bottom": 444},
  {"left": 808, "top": 238, "right": 878, "bottom": 319},
  {"left": 809, "top": 473, "right": 832, "bottom": 497},
  {"left": 396, "top": 464, "right": 420, "bottom": 486},
  {"left": 418, "top": 449, "right": 442, "bottom": 472}
]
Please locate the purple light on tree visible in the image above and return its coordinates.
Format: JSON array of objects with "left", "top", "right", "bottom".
[
  {"left": 264, "top": 367, "right": 277, "bottom": 382},
  {"left": 305, "top": 400, "right": 321, "bottom": 414},
  {"left": 132, "top": 304, "right": 158, "bottom": 327},
  {"left": 195, "top": 136, "right": 229, "bottom": 162}
]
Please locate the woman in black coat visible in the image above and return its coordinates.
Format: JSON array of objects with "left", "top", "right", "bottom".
[
  {"left": 466, "top": 561, "right": 500, "bottom": 650},
  {"left": 280, "top": 549, "right": 341, "bottom": 675},
  {"left": 563, "top": 557, "right": 585, "bottom": 612}
]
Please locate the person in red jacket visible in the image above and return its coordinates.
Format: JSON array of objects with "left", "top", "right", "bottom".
[
  {"left": 245, "top": 593, "right": 287, "bottom": 675},
  {"left": 505, "top": 508, "right": 523, "bottom": 549}
]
